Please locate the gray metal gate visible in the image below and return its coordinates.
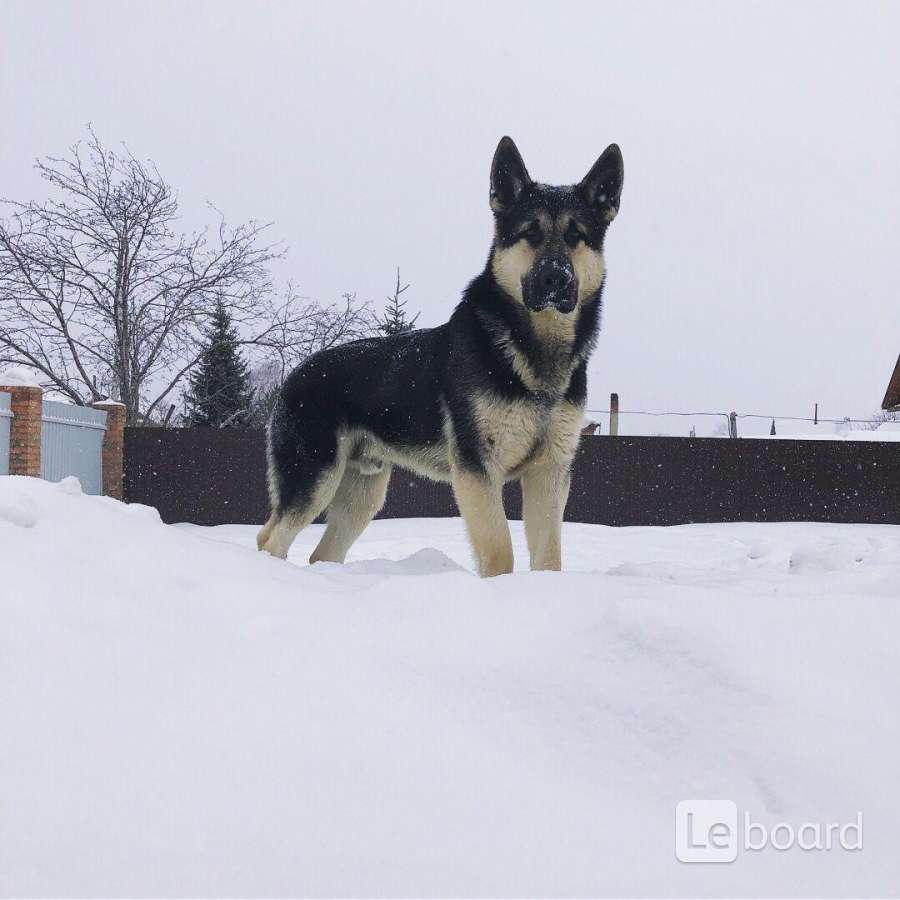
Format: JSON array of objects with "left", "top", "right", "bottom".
[
  {"left": 41, "top": 400, "right": 107, "bottom": 494},
  {"left": 0, "top": 391, "right": 11, "bottom": 476}
]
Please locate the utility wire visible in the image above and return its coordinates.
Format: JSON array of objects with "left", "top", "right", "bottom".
[{"left": 583, "top": 409, "right": 889, "bottom": 425}]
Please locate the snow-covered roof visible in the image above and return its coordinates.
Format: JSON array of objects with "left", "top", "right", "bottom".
[
  {"left": 748, "top": 422, "right": 900, "bottom": 442},
  {"left": 883, "top": 354, "right": 900, "bottom": 411}
]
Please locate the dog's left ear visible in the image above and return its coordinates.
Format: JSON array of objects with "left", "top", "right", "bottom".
[
  {"left": 578, "top": 144, "right": 624, "bottom": 222},
  {"left": 490, "top": 136, "right": 532, "bottom": 213}
]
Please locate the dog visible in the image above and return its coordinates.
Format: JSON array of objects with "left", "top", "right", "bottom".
[{"left": 257, "top": 136, "right": 623, "bottom": 576}]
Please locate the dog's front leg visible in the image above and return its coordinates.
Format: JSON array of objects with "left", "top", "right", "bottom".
[
  {"left": 521, "top": 462, "right": 571, "bottom": 571},
  {"left": 451, "top": 468, "right": 513, "bottom": 577}
]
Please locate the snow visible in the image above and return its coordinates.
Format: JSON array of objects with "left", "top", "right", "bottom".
[
  {"left": 0, "top": 366, "right": 42, "bottom": 388},
  {"left": 586, "top": 413, "right": 900, "bottom": 439},
  {"left": 757, "top": 422, "right": 900, "bottom": 441},
  {"left": 2, "top": 474, "right": 899, "bottom": 896}
]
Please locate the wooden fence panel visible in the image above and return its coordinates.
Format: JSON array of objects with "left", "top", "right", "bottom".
[{"left": 124, "top": 428, "right": 900, "bottom": 527}]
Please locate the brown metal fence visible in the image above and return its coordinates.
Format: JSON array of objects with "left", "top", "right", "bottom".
[{"left": 124, "top": 428, "right": 900, "bottom": 527}]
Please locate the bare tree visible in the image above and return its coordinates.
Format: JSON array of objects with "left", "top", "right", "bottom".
[
  {"left": 858, "top": 409, "right": 900, "bottom": 431},
  {"left": 255, "top": 288, "right": 377, "bottom": 384},
  {"left": 240, "top": 290, "right": 378, "bottom": 429},
  {"left": 0, "top": 128, "right": 375, "bottom": 424}
]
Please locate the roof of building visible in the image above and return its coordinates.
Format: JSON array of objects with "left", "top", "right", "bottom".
[{"left": 883, "top": 354, "right": 900, "bottom": 410}]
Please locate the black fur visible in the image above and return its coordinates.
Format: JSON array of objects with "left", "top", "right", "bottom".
[
  {"left": 270, "top": 274, "right": 601, "bottom": 509},
  {"left": 267, "top": 138, "right": 622, "bottom": 517}
]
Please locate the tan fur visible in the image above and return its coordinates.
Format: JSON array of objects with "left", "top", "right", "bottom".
[
  {"left": 450, "top": 467, "right": 513, "bottom": 577},
  {"left": 494, "top": 218, "right": 606, "bottom": 312},
  {"left": 264, "top": 431, "right": 281, "bottom": 512},
  {"left": 491, "top": 306, "right": 581, "bottom": 397},
  {"left": 258, "top": 134, "right": 621, "bottom": 576},
  {"left": 490, "top": 330, "right": 544, "bottom": 393},
  {"left": 259, "top": 225, "right": 602, "bottom": 575},
  {"left": 520, "top": 463, "right": 569, "bottom": 570},
  {"left": 449, "top": 396, "right": 583, "bottom": 574},
  {"left": 258, "top": 395, "right": 584, "bottom": 574},
  {"left": 489, "top": 238, "right": 588, "bottom": 393},
  {"left": 519, "top": 401, "right": 582, "bottom": 570},
  {"left": 257, "top": 437, "right": 350, "bottom": 558},
  {"left": 381, "top": 442, "right": 450, "bottom": 481},
  {"left": 309, "top": 462, "right": 392, "bottom": 564},
  {"left": 256, "top": 514, "right": 276, "bottom": 551},
  {"left": 571, "top": 245, "right": 606, "bottom": 302},
  {"left": 472, "top": 392, "right": 551, "bottom": 477},
  {"left": 258, "top": 463, "right": 346, "bottom": 559},
  {"left": 529, "top": 306, "right": 578, "bottom": 346},
  {"left": 537, "top": 400, "right": 584, "bottom": 464},
  {"left": 491, "top": 240, "right": 535, "bottom": 305},
  {"left": 490, "top": 225, "right": 604, "bottom": 365},
  {"left": 346, "top": 427, "right": 451, "bottom": 483}
]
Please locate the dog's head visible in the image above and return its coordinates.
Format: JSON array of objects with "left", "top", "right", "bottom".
[{"left": 489, "top": 136, "right": 623, "bottom": 314}]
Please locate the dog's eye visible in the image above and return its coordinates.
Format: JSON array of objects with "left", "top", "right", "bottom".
[{"left": 520, "top": 222, "right": 543, "bottom": 245}]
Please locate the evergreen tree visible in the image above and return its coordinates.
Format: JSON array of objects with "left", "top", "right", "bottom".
[
  {"left": 378, "top": 268, "right": 419, "bottom": 336},
  {"left": 184, "top": 300, "right": 253, "bottom": 427}
]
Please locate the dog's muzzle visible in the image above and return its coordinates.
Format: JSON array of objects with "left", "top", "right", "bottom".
[{"left": 524, "top": 258, "right": 577, "bottom": 313}]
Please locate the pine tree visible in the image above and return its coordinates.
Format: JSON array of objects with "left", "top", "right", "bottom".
[
  {"left": 378, "top": 268, "right": 419, "bottom": 336},
  {"left": 184, "top": 300, "right": 253, "bottom": 427}
]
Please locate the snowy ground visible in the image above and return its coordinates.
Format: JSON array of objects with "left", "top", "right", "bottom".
[{"left": 2, "top": 475, "right": 899, "bottom": 897}]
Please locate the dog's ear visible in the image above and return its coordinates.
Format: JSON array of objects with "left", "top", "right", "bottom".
[
  {"left": 578, "top": 144, "right": 624, "bottom": 222},
  {"left": 490, "top": 136, "right": 532, "bottom": 213}
]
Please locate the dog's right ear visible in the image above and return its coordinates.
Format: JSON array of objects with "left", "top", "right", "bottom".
[{"left": 490, "top": 136, "right": 531, "bottom": 213}]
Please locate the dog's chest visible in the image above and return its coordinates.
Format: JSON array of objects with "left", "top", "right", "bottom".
[{"left": 474, "top": 394, "right": 576, "bottom": 474}]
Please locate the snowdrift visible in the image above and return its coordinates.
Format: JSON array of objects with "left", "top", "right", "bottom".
[{"left": 2, "top": 475, "right": 899, "bottom": 896}]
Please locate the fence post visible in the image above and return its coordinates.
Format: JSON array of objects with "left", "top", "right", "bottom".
[
  {"left": 728, "top": 411, "right": 738, "bottom": 439},
  {"left": 610, "top": 392, "right": 619, "bottom": 437},
  {"left": 92, "top": 400, "right": 126, "bottom": 499},
  {"left": 0, "top": 383, "right": 43, "bottom": 476}
]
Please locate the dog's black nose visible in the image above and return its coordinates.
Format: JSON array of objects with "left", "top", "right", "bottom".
[
  {"left": 539, "top": 262, "right": 573, "bottom": 292},
  {"left": 540, "top": 269, "right": 565, "bottom": 291}
]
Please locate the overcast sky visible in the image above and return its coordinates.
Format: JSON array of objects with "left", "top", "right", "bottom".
[{"left": 3, "top": 0, "right": 898, "bottom": 434}]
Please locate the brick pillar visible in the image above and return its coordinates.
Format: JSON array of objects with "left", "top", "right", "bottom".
[
  {"left": 0, "top": 384, "right": 42, "bottom": 477},
  {"left": 93, "top": 401, "right": 126, "bottom": 500}
]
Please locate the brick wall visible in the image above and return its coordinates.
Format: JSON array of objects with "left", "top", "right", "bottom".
[
  {"left": 0, "top": 384, "right": 42, "bottom": 477},
  {"left": 93, "top": 401, "right": 125, "bottom": 499},
  {"left": 0, "top": 383, "right": 124, "bottom": 497}
]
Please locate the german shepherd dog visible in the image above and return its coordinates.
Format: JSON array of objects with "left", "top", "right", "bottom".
[{"left": 258, "top": 137, "right": 623, "bottom": 576}]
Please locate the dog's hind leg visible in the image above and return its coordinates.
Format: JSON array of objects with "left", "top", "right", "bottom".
[
  {"left": 260, "top": 457, "right": 347, "bottom": 560},
  {"left": 260, "top": 507, "right": 315, "bottom": 560},
  {"left": 309, "top": 462, "right": 392, "bottom": 564},
  {"left": 256, "top": 514, "right": 278, "bottom": 551},
  {"left": 258, "top": 396, "right": 351, "bottom": 560}
]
